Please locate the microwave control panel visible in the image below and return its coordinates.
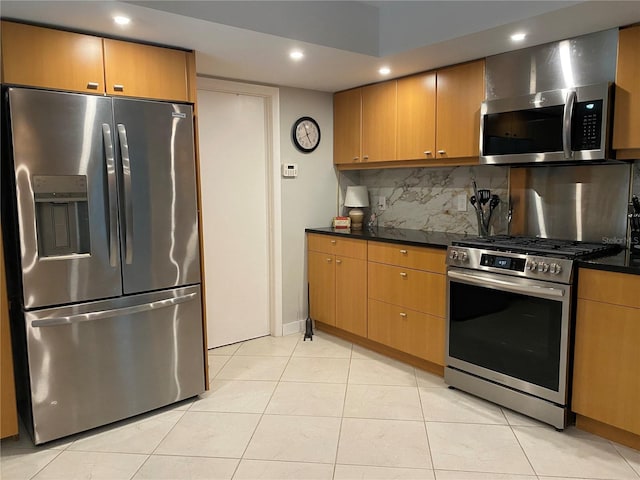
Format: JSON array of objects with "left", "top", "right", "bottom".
[{"left": 572, "top": 99, "right": 603, "bottom": 151}]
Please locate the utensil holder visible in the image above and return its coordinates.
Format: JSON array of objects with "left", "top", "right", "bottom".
[{"left": 630, "top": 213, "right": 640, "bottom": 256}]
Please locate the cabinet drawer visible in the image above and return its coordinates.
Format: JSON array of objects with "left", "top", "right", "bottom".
[
  {"left": 368, "top": 299, "right": 444, "bottom": 365},
  {"left": 578, "top": 269, "right": 640, "bottom": 308},
  {"left": 368, "top": 262, "right": 445, "bottom": 317},
  {"left": 368, "top": 242, "right": 446, "bottom": 273},
  {"left": 307, "top": 234, "right": 366, "bottom": 259}
]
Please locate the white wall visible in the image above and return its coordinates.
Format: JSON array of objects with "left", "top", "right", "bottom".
[{"left": 279, "top": 87, "right": 337, "bottom": 330}]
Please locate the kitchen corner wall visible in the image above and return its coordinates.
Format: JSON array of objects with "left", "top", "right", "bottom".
[
  {"left": 345, "top": 165, "right": 510, "bottom": 235},
  {"left": 279, "top": 87, "right": 337, "bottom": 330}
]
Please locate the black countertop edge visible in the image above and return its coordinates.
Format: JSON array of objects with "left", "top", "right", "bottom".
[
  {"left": 577, "top": 250, "right": 640, "bottom": 276},
  {"left": 305, "top": 226, "right": 468, "bottom": 249},
  {"left": 306, "top": 227, "right": 640, "bottom": 275}
]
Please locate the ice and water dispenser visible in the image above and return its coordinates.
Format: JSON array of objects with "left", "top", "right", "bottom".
[{"left": 33, "top": 175, "right": 90, "bottom": 257}]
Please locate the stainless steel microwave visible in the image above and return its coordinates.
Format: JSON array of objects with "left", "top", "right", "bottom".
[{"left": 480, "top": 83, "right": 612, "bottom": 165}]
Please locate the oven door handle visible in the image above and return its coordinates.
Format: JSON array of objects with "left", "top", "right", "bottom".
[{"left": 448, "top": 270, "right": 565, "bottom": 298}]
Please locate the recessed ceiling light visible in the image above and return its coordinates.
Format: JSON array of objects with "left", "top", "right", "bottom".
[
  {"left": 290, "top": 50, "right": 304, "bottom": 61},
  {"left": 114, "top": 16, "right": 131, "bottom": 26},
  {"left": 379, "top": 66, "right": 391, "bottom": 75},
  {"left": 511, "top": 32, "right": 526, "bottom": 42}
]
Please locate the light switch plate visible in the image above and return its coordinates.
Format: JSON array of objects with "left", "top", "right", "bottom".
[{"left": 457, "top": 193, "right": 467, "bottom": 211}]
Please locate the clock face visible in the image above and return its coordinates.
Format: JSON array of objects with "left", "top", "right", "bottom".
[{"left": 292, "top": 117, "right": 320, "bottom": 153}]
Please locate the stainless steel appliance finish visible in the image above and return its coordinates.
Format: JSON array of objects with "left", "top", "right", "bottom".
[
  {"left": 445, "top": 237, "right": 619, "bottom": 429},
  {"left": 480, "top": 82, "right": 612, "bottom": 165},
  {"left": 4, "top": 87, "right": 205, "bottom": 444},
  {"left": 8, "top": 90, "right": 121, "bottom": 308},
  {"left": 26, "top": 286, "right": 203, "bottom": 445},
  {"left": 485, "top": 29, "right": 618, "bottom": 101},
  {"left": 510, "top": 163, "right": 632, "bottom": 243},
  {"left": 112, "top": 99, "right": 201, "bottom": 294}
]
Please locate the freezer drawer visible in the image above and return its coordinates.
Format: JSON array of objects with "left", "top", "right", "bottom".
[{"left": 23, "top": 285, "right": 204, "bottom": 444}]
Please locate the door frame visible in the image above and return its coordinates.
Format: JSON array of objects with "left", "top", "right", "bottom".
[{"left": 196, "top": 76, "right": 283, "bottom": 338}]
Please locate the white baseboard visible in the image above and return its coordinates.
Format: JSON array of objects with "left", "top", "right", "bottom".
[{"left": 282, "top": 318, "right": 306, "bottom": 336}]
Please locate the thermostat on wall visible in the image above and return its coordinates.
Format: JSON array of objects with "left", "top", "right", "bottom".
[{"left": 282, "top": 163, "right": 298, "bottom": 178}]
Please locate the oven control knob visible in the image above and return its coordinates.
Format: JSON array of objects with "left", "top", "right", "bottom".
[
  {"left": 459, "top": 251, "right": 468, "bottom": 262},
  {"left": 550, "top": 263, "right": 562, "bottom": 275},
  {"left": 449, "top": 250, "right": 459, "bottom": 260},
  {"left": 538, "top": 262, "right": 549, "bottom": 273},
  {"left": 527, "top": 261, "right": 538, "bottom": 271}
]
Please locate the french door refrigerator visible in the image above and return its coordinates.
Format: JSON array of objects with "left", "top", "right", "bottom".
[{"left": 2, "top": 87, "right": 205, "bottom": 444}]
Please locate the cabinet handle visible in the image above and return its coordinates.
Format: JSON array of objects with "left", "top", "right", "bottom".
[
  {"left": 438, "top": 149, "right": 446, "bottom": 155},
  {"left": 87, "top": 82, "right": 99, "bottom": 89},
  {"left": 400, "top": 272, "right": 408, "bottom": 277},
  {"left": 399, "top": 312, "right": 407, "bottom": 318},
  {"left": 336, "top": 259, "right": 342, "bottom": 264},
  {"left": 331, "top": 240, "right": 336, "bottom": 244},
  {"left": 113, "top": 84, "right": 125, "bottom": 92},
  {"left": 326, "top": 258, "right": 332, "bottom": 263},
  {"left": 399, "top": 249, "right": 408, "bottom": 254},
  {"left": 353, "top": 157, "right": 359, "bottom": 162},
  {"left": 423, "top": 150, "right": 432, "bottom": 156},
  {"left": 363, "top": 155, "right": 369, "bottom": 160}
]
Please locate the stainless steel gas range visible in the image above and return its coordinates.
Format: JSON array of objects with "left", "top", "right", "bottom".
[{"left": 445, "top": 235, "right": 619, "bottom": 430}]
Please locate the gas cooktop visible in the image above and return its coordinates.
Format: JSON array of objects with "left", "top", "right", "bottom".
[{"left": 452, "top": 235, "right": 621, "bottom": 259}]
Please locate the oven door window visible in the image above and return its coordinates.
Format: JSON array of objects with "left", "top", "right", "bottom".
[
  {"left": 449, "top": 281, "right": 563, "bottom": 391},
  {"left": 483, "top": 106, "right": 564, "bottom": 156}
]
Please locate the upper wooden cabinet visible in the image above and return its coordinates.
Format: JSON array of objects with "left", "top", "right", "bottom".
[
  {"left": 333, "top": 59, "right": 484, "bottom": 167},
  {"left": 613, "top": 25, "right": 640, "bottom": 157},
  {"left": 1, "top": 21, "right": 191, "bottom": 103},
  {"left": 103, "top": 39, "right": 188, "bottom": 102},
  {"left": 334, "top": 88, "right": 362, "bottom": 164},
  {"left": 397, "top": 72, "right": 436, "bottom": 161},
  {"left": 361, "top": 81, "right": 397, "bottom": 163},
  {"left": 435, "top": 60, "right": 485, "bottom": 159},
  {"left": 1, "top": 21, "right": 105, "bottom": 93}
]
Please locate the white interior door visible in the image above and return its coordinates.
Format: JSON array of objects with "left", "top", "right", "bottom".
[{"left": 198, "top": 89, "right": 270, "bottom": 348}]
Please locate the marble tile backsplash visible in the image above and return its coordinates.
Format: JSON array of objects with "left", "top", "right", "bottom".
[{"left": 356, "top": 165, "right": 510, "bottom": 235}]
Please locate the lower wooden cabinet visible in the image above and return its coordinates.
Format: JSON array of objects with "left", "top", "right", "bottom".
[
  {"left": 368, "top": 299, "right": 444, "bottom": 365},
  {"left": 572, "top": 268, "right": 640, "bottom": 448},
  {"left": 307, "top": 235, "right": 367, "bottom": 336}
]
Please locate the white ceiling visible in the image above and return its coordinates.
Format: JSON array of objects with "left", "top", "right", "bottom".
[{"left": 2, "top": 1, "right": 639, "bottom": 92}]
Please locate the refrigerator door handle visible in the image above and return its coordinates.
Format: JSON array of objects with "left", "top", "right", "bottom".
[
  {"left": 102, "top": 124, "right": 118, "bottom": 267},
  {"left": 31, "top": 292, "right": 198, "bottom": 327},
  {"left": 117, "top": 123, "right": 134, "bottom": 265}
]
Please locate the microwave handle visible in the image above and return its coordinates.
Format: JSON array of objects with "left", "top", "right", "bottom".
[{"left": 562, "top": 90, "right": 577, "bottom": 159}]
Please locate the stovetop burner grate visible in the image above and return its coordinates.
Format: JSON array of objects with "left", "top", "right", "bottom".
[{"left": 452, "top": 235, "right": 621, "bottom": 259}]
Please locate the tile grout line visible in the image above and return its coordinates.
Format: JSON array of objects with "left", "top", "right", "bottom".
[
  {"left": 25, "top": 447, "right": 65, "bottom": 480},
  {"left": 415, "top": 367, "right": 437, "bottom": 476},
  {"left": 509, "top": 423, "right": 539, "bottom": 477},
  {"left": 230, "top": 334, "right": 300, "bottom": 477},
  {"left": 331, "top": 337, "right": 354, "bottom": 480},
  {"left": 607, "top": 438, "right": 640, "bottom": 479}
]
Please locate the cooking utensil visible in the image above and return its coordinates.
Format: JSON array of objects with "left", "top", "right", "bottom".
[
  {"left": 486, "top": 194, "right": 501, "bottom": 231},
  {"left": 478, "top": 189, "right": 491, "bottom": 206},
  {"left": 632, "top": 195, "right": 640, "bottom": 214}
]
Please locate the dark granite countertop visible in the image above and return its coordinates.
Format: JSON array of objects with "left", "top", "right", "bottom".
[
  {"left": 305, "top": 226, "right": 467, "bottom": 249},
  {"left": 306, "top": 227, "right": 640, "bottom": 275},
  {"left": 577, "top": 250, "right": 640, "bottom": 276}
]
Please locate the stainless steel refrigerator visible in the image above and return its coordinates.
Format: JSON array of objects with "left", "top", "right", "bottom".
[{"left": 2, "top": 87, "right": 205, "bottom": 444}]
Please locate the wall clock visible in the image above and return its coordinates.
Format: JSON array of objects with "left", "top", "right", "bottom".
[{"left": 292, "top": 116, "right": 321, "bottom": 153}]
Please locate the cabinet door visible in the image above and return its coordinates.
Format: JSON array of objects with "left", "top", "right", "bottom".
[
  {"left": 308, "top": 251, "right": 336, "bottom": 326},
  {"left": 613, "top": 25, "right": 640, "bottom": 153},
  {"left": 397, "top": 72, "right": 436, "bottom": 161},
  {"left": 572, "top": 299, "right": 640, "bottom": 435},
  {"left": 368, "top": 299, "right": 444, "bottom": 365},
  {"left": 333, "top": 88, "right": 362, "bottom": 164},
  {"left": 362, "top": 81, "right": 397, "bottom": 162},
  {"left": 335, "top": 256, "right": 367, "bottom": 336},
  {"left": 435, "top": 60, "right": 485, "bottom": 159},
  {"left": 103, "top": 39, "right": 188, "bottom": 102},
  {"left": 1, "top": 21, "right": 104, "bottom": 93}
]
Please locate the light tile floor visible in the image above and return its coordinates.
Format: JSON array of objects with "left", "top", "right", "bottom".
[{"left": 2, "top": 331, "right": 639, "bottom": 480}]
